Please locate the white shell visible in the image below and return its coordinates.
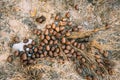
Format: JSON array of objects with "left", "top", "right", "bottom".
[{"left": 12, "top": 39, "right": 32, "bottom": 51}]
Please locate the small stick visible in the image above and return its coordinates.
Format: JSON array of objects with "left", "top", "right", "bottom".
[
  {"left": 71, "top": 45, "right": 92, "bottom": 63},
  {"left": 58, "top": 43, "right": 68, "bottom": 61},
  {"left": 68, "top": 26, "right": 110, "bottom": 39}
]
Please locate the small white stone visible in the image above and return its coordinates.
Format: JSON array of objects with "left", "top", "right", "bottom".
[{"left": 26, "top": 48, "right": 29, "bottom": 51}]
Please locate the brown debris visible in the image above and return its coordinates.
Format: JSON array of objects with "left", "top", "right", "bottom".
[
  {"left": 7, "top": 55, "right": 13, "bottom": 63},
  {"left": 36, "top": 15, "right": 46, "bottom": 23}
]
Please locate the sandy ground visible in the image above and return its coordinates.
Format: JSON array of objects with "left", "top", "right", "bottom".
[{"left": 0, "top": 0, "right": 120, "bottom": 80}]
